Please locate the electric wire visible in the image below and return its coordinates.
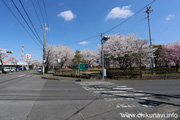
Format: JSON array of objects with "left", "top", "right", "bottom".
[
  {"left": 156, "top": 14, "right": 180, "bottom": 39},
  {"left": 63, "top": 35, "right": 100, "bottom": 46},
  {"left": 42, "top": 0, "right": 51, "bottom": 44},
  {"left": 0, "top": 46, "right": 42, "bottom": 51},
  {"left": 102, "top": 0, "right": 157, "bottom": 35},
  {"left": 1, "top": 0, "right": 43, "bottom": 50},
  {"left": 42, "top": 0, "right": 49, "bottom": 25},
  {"left": 62, "top": 0, "right": 157, "bottom": 46},
  {"left": 37, "top": 0, "right": 45, "bottom": 24},
  {"left": 11, "top": 0, "right": 43, "bottom": 46},
  {"left": 18, "top": 0, "right": 43, "bottom": 45},
  {"left": 3, "top": 0, "right": 157, "bottom": 48},
  {"left": 31, "top": 0, "right": 44, "bottom": 33}
]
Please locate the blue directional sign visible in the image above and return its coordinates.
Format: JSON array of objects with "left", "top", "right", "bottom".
[{"left": 80, "top": 64, "right": 88, "bottom": 70}]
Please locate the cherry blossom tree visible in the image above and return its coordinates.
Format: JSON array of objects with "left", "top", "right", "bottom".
[
  {"left": 103, "top": 34, "right": 148, "bottom": 69},
  {"left": 46, "top": 45, "right": 75, "bottom": 69},
  {"left": 100, "top": 33, "right": 154, "bottom": 76},
  {"left": 31, "top": 59, "right": 42, "bottom": 69},
  {"left": 131, "top": 39, "right": 153, "bottom": 77},
  {"left": 161, "top": 42, "right": 180, "bottom": 72},
  {"left": 8, "top": 56, "right": 18, "bottom": 71},
  {"left": 80, "top": 49, "right": 99, "bottom": 67},
  {"left": 0, "top": 48, "right": 8, "bottom": 73}
]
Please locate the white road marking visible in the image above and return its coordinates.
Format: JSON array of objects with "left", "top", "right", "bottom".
[
  {"left": 113, "top": 88, "right": 134, "bottom": 90},
  {"left": 26, "top": 75, "right": 32, "bottom": 77},
  {"left": 78, "top": 81, "right": 114, "bottom": 86},
  {"left": 93, "top": 91, "right": 127, "bottom": 94},
  {"left": 82, "top": 87, "right": 106, "bottom": 91},
  {"left": 113, "top": 93, "right": 146, "bottom": 96},
  {"left": 116, "top": 86, "right": 127, "bottom": 87},
  {"left": 104, "top": 98, "right": 134, "bottom": 101},
  {"left": 116, "top": 104, "right": 135, "bottom": 108},
  {"left": 18, "top": 74, "right": 26, "bottom": 77}
]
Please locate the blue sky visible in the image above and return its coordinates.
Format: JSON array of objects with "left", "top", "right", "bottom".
[{"left": 0, "top": 0, "right": 180, "bottom": 61}]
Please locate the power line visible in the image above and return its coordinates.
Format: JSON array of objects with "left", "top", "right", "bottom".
[
  {"left": 42, "top": 0, "right": 51, "bottom": 44},
  {"left": 31, "top": 0, "right": 43, "bottom": 32},
  {"left": 137, "top": 17, "right": 147, "bottom": 22},
  {"left": 103, "top": 0, "right": 157, "bottom": 35},
  {"left": 63, "top": 35, "right": 100, "bottom": 46},
  {"left": 61, "top": 0, "right": 157, "bottom": 46},
  {"left": 37, "top": 0, "right": 45, "bottom": 24},
  {"left": 0, "top": 46, "right": 42, "bottom": 51},
  {"left": 1, "top": 0, "right": 42, "bottom": 50},
  {"left": 18, "top": 0, "right": 43, "bottom": 45},
  {"left": 11, "top": 0, "right": 43, "bottom": 46},
  {"left": 156, "top": 14, "right": 180, "bottom": 39},
  {"left": 42, "top": 0, "right": 49, "bottom": 25}
]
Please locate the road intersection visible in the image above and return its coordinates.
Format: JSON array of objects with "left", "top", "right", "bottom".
[{"left": 0, "top": 71, "right": 179, "bottom": 120}]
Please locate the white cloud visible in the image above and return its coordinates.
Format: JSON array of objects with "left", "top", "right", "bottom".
[
  {"left": 57, "top": 10, "right": 76, "bottom": 21},
  {"left": 79, "top": 41, "right": 88, "bottom": 45},
  {"left": 106, "top": 6, "right": 134, "bottom": 20},
  {"left": 59, "top": 3, "right": 64, "bottom": 6},
  {"left": 165, "top": 14, "right": 175, "bottom": 21}
]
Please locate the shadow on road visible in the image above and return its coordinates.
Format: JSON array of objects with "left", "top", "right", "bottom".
[{"left": 85, "top": 85, "right": 180, "bottom": 107}]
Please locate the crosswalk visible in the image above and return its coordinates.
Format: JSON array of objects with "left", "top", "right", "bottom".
[
  {"left": 77, "top": 81, "right": 148, "bottom": 98},
  {"left": 76, "top": 81, "right": 154, "bottom": 108}
]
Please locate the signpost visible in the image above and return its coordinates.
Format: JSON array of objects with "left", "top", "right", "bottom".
[
  {"left": 76, "top": 64, "right": 88, "bottom": 75},
  {"left": 58, "top": 59, "right": 62, "bottom": 74},
  {"left": 26, "top": 54, "right": 31, "bottom": 70}
]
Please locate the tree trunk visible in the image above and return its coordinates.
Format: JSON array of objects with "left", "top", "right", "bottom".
[
  {"left": 139, "top": 59, "right": 142, "bottom": 78},
  {"left": 165, "top": 62, "right": 168, "bottom": 68},
  {"left": 15, "top": 64, "right": 17, "bottom": 72},
  {"left": 176, "top": 63, "right": 179, "bottom": 73},
  {"left": 0, "top": 60, "right": 5, "bottom": 73}
]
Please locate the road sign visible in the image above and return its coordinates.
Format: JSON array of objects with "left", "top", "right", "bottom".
[
  {"left": 58, "top": 59, "right": 61, "bottom": 63},
  {"left": 26, "top": 54, "right": 31, "bottom": 59},
  {"left": 79, "top": 64, "right": 88, "bottom": 70},
  {"left": 104, "top": 69, "right": 106, "bottom": 76},
  {"left": 76, "top": 64, "right": 79, "bottom": 70},
  {"left": 4, "top": 61, "right": 7, "bottom": 64}
]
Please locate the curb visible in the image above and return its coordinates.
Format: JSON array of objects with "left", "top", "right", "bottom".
[{"left": 41, "top": 77, "right": 59, "bottom": 80}]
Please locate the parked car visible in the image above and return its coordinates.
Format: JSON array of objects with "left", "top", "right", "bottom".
[
  {"left": 4, "top": 67, "right": 11, "bottom": 72},
  {"left": 11, "top": 68, "right": 16, "bottom": 72},
  {"left": 37, "top": 68, "right": 42, "bottom": 72},
  {"left": 18, "top": 67, "right": 23, "bottom": 71}
]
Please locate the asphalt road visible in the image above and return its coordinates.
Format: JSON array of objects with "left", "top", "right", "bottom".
[{"left": 0, "top": 70, "right": 179, "bottom": 120}]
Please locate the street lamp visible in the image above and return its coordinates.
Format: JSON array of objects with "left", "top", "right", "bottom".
[{"left": 101, "top": 33, "right": 110, "bottom": 80}]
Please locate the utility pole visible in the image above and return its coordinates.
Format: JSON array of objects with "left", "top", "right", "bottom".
[
  {"left": 101, "top": 33, "right": 110, "bottom": 80},
  {"left": 145, "top": 6, "right": 154, "bottom": 74},
  {"left": 42, "top": 24, "right": 48, "bottom": 74},
  {"left": 101, "top": 33, "right": 104, "bottom": 80}
]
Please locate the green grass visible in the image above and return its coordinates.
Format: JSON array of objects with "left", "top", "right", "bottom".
[
  {"left": 88, "top": 68, "right": 102, "bottom": 72},
  {"left": 143, "top": 73, "right": 180, "bottom": 76}
]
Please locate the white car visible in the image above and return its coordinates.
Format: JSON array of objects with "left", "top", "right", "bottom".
[
  {"left": 37, "top": 68, "right": 42, "bottom": 72},
  {"left": 4, "top": 68, "right": 11, "bottom": 72},
  {"left": 11, "top": 68, "right": 16, "bottom": 72}
]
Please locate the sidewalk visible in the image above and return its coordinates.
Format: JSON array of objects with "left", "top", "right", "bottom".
[
  {"left": 41, "top": 74, "right": 101, "bottom": 82},
  {"left": 41, "top": 71, "right": 100, "bottom": 82}
]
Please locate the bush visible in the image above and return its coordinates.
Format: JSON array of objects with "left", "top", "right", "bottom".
[
  {"left": 107, "top": 70, "right": 139, "bottom": 79},
  {"left": 155, "top": 67, "right": 176, "bottom": 74}
]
